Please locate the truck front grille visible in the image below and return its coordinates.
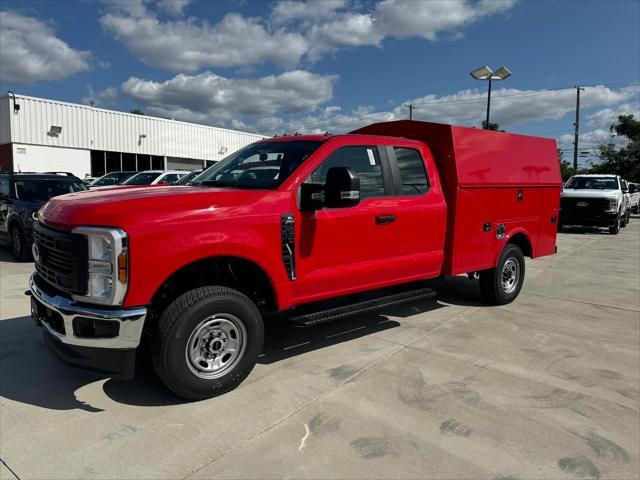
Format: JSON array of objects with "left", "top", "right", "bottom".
[
  {"left": 560, "top": 197, "right": 610, "bottom": 215},
  {"left": 33, "top": 221, "right": 88, "bottom": 295}
]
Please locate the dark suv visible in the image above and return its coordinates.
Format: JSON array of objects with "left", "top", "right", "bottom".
[{"left": 0, "top": 172, "right": 87, "bottom": 260}]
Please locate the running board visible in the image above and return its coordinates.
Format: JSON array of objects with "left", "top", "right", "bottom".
[{"left": 289, "top": 287, "right": 436, "bottom": 327}]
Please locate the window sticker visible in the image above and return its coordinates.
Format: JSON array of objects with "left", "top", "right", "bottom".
[{"left": 366, "top": 148, "right": 376, "bottom": 166}]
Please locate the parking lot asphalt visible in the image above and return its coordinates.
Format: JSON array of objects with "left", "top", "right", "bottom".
[{"left": 1, "top": 220, "right": 639, "bottom": 480}]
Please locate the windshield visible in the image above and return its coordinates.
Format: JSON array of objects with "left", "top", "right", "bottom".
[
  {"left": 14, "top": 179, "right": 87, "bottom": 202},
  {"left": 92, "top": 172, "right": 135, "bottom": 186},
  {"left": 565, "top": 176, "right": 618, "bottom": 190},
  {"left": 175, "top": 171, "right": 202, "bottom": 185},
  {"left": 122, "top": 171, "right": 162, "bottom": 185},
  {"left": 193, "top": 141, "right": 323, "bottom": 189}
]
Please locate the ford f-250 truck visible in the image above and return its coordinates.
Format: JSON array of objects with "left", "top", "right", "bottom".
[{"left": 27, "top": 120, "right": 561, "bottom": 400}]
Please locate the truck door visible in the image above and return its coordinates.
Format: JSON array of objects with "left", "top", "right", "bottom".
[
  {"left": 387, "top": 146, "right": 447, "bottom": 277},
  {"left": 293, "top": 145, "right": 402, "bottom": 303}
]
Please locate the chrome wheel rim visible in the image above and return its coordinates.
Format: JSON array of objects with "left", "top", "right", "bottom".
[
  {"left": 501, "top": 258, "right": 520, "bottom": 294},
  {"left": 185, "top": 314, "right": 246, "bottom": 379}
]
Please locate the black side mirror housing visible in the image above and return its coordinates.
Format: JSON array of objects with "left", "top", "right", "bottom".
[
  {"left": 324, "top": 166, "right": 360, "bottom": 208},
  {"left": 300, "top": 183, "right": 325, "bottom": 211}
]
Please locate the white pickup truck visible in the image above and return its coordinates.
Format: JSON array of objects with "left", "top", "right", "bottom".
[
  {"left": 625, "top": 180, "right": 639, "bottom": 214},
  {"left": 560, "top": 174, "right": 629, "bottom": 234}
]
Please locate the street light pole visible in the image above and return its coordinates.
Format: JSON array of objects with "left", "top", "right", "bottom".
[
  {"left": 470, "top": 66, "right": 511, "bottom": 129},
  {"left": 485, "top": 76, "right": 493, "bottom": 127}
]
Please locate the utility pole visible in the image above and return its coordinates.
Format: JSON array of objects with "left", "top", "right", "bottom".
[
  {"left": 404, "top": 104, "right": 414, "bottom": 120},
  {"left": 573, "top": 85, "right": 585, "bottom": 173}
]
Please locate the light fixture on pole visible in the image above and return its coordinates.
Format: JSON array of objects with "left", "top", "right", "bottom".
[{"left": 469, "top": 65, "right": 511, "bottom": 128}]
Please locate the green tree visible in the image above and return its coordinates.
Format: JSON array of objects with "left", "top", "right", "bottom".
[
  {"left": 481, "top": 120, "right": 504, "bottom": 131},
  {"left": 588, "top": 114, "right": 640, "bottom": 181},
  {"left": 558, "top": 149, "right": 575, "bottom": 181},
  {"left": 130, "top": 109, "right": 145, "bottom": 115}
]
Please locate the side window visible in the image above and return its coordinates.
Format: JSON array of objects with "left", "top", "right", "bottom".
[
  {"left": 161, "top": 174, "right": 181, "bottom": 183},
  {"left": 307, "top": 146, "right": 386, "bottom": 199},
  {"left": 0, "top": 176, "right": 9, "bottom": 198},
  {"left": 394, "top": 147, "right": 429, "bottom": 195}
]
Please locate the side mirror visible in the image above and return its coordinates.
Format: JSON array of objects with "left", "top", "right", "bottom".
[
  {"left": 324, "top": 166, "right": 360, "bottom": 208},
  {"left": 300, "top": 183, "right": 325, "bottom": 211}
]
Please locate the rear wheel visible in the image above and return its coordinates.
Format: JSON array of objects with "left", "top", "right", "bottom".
[
  {"left": 479, "top": 244, "right": 525, "bottom": 305},
  {"left": 10, "top": 225, "right": 31, "bottom": 262},
  {"left": 152, "top": 286, "right": 264, "bottom": 400}
]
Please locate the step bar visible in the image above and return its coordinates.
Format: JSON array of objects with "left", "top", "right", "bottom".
[{"left": 289, "top": 287, "right": 437, "bottom": 327}]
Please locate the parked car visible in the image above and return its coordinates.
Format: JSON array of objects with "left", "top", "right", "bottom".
[
  {"left": 82, "top": 175, "right": 97, "bottom": 186},
  {"left": 89, "top": 171, "right": 137, "bottom": 188},
  {"left": 628, "top": 182, "right": 640, "bottom": 213},
  {"left": 121, "top": 170, "right": 189, "bottom": 186},
  {"left": 174, "top": 170, "right": 203, "bottom": 185},
  {"left": 28, "top": 120, "right": 561, "bottom": 400},
  {"left": 560, "top": 174, "right": 628, "bottom": 234},
  {"left": 0, "top": 172, "right": 87, "bottom": 261}
]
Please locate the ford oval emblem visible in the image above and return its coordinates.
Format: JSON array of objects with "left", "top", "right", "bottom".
[
  {"left": 577, "top": 201, "right": 588, "bottom": 207},
  {"left": 32, "top": 243, "right": 41, "bottom": 263}
]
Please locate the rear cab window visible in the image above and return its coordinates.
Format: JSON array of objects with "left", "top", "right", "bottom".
[{"left": 393, "top": 147, "right": 430, "bottom": 195}]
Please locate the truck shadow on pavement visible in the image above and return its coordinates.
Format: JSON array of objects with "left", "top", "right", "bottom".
[{"left": 1, "top": 280, "right": 484, "bottom": 410}]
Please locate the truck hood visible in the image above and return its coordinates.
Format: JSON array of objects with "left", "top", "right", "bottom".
[
  {"left": 561, "top": 189, "right": 620, "bottom": 199},
  {"left": 39, "top": 185, "right": 269, "bottom": 232}
]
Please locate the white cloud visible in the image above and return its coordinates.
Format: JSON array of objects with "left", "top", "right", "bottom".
[
  {"left": 102, "top": 0, "right": 517, "bottom": 70},
  {"left": 0, "top": 11, "right": 90, "bottom": 84},
  {"left": 269, "top": 85, "right": 635, "bottom": 135},
  {"left": 121, "top": 70, "right": 337, "bottom": 127},
  {"left": 100, "top": 11, "right": 308, "bottom": 71},
  {"left": 81, "top": 85, "right": 119, "bottom": 108},
  {"left": 308, "top": 0, "right": 517, "bottom": 57},
  {"left": 157, "top": 0, "right": 191, "bottom": 16},
  {"left": 271, "top": 0, "right": 346, "bottom": 23},
  {"left": 587, "top": 101, "right": 640, "bottom": 127}
]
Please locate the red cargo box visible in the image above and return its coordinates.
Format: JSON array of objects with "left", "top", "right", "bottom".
[{"left": 352, "top": 120, "right": 562, "bottom": 275}]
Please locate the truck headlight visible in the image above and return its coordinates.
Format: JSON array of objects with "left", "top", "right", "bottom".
[
  {"left": 71, "top": 227, "right": 128, "bottom": 305},
  {"left": 606, "top": 198, "right": 618, "bottom": 212}
]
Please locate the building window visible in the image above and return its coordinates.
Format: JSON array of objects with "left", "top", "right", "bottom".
[
  {"left": 137, "top": 154, "right": 151, "bottom": 171},
  {"left": 152, "top": 156, "right": 165, "bottom": 170},
  {"left": 122, "top": 153, "right": 135, "bottom": 171},
  {"left": 106, "top": 151, "right": 121, "bottom": 173},
  {"left": 91, "top": 151, "right": 105, "bottom": 177}
]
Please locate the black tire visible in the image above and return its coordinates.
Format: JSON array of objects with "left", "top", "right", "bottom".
[
  {"left": 479, "top": 244, "right": 525, "bottom": 305},
  {"left": 151, "top": 286, "right": 264, "bottom": 401},
  {"left": 557, "top": 222, "right": 564, "bottom": 233},
  {"left": 621, "top": 212, "right": 627, "bottom": 228},
  {"left": 609, "top": 216, "right": 621, "bottom": 235},
  {"left": 10, "top": 225, "right": 31, "bottom": 262}
]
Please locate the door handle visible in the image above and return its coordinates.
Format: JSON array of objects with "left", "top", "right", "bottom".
[{"left": 375, "top": 215, "right": 396, "bottom": 224}]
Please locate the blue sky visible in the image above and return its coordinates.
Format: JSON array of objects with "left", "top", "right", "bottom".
[{"left": 1, "top": 0, "right": 639, "bottom": 166}]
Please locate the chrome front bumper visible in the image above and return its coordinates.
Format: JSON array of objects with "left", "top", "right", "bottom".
[{"left": 29, "top": 274, "right": 147, "bottom": 349}]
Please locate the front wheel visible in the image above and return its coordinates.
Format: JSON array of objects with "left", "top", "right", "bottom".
[
  {"left": 10, "top": 225, "right": 31, "bottom": 262},
  {"left": 609, "top": 216, "right": 621, "bottom": 235},
  {"left": 151, "top": 286, "right": 264, "bottom": 400},
  {"left": 479, "top": 244, "right": 525, "bottom": 305}
]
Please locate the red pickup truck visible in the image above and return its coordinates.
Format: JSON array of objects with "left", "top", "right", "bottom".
[{"left": 28, "top": 120, "right": 561, "bottom": 400}]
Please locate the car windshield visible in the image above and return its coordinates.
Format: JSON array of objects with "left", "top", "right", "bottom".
[
  {"left": 565, "top": 176, "right": 618, "bottom": 190},
  {"left": 175, "top": 171, "right": 202, "bottom": 185},
  {"left": 92, "top": 172, "right": 135, "bottom": 186},
  {"left": 193, "top": 141, "right": 323, "bottom": 190},
  {"left": 14, "top": 179, "right": 87, "bottom": 202},
  {"left": 122, "top": 172, "right": 162, "bottom": 185}
]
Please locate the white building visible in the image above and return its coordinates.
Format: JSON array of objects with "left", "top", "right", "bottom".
[{"left": 0, "top": 93, "right": 266, "bottom": 179}]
